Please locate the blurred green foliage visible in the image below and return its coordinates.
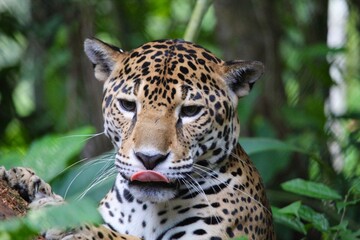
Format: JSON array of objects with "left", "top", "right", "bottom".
[{"left": 0, "top": 0, "right": 359, "bottom": 239}]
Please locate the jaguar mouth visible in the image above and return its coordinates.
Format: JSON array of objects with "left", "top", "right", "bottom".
[
  {"left": 127, "top": 170, "right": 180, "bottom": 202},
  {"left": 129, "top": 170, "right": 179, "bottom": 189},
  {"left": 130, "top": 170, "right": 169, "bottom": 183}
]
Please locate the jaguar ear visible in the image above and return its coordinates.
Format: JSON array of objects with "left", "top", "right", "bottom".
[
  {"left": 84, "top": 38, "right": 125, "bottom": 82},
  {"left": 222, "top": 60, "right": 264, "bottom": 98}
]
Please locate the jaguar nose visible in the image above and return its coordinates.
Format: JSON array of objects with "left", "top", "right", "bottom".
[{"left": 135, "top": 152, "right": 169, "bottom": 170}]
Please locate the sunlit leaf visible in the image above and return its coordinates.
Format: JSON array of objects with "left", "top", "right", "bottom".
[
  {"left": 281, "top": 178, "right": 342, "bottom": 200},
  {"left": 23, "top": 126, "right": 95, "bottom": 182},
  {"left": 0, "top": 34, "right": 25, "bottom": 68},
  {"left": 272, "top": 207, "right": 306, "bottom": 234},
  {"left": 278, "top": 201, "right": 301, "bottom": 217},
  {"left": 0, "top": 232, "right": 11, "bottom": 240},
  {"left": 299, "top": 205, "right": 329, "bottom": 232}
]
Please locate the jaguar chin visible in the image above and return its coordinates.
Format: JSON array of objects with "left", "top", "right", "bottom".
[{"left": 128, "top": 180, "right": 179, "bottom": 202}]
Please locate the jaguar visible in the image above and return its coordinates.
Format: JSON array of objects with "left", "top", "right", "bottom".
[{"left": 1, "top": 38, "right": 275, "bottom": 240}]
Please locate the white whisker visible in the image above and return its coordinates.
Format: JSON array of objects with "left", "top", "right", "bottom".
[
  {"left": 184, "top": 174, "right": 205, "bottom": 197},
  {"left": 64, "top": 168, "right": 86, "bottom": 199},
  {"left": 56, "top": 157, "right": 90, "bottom": 177},
  {"left": 61, "top": 152, "right": 116, "bottom": 199},
  {"left": 184, "top": 173, "right": 222, "bottom": 225},
  {"left": 193, "top": 164, "right": 272, "bottom": 215},
  {"left": 77, "top": 168, "right": 117, "bottom": 200},
  {"left": 77, "top": 155, "right": 116, "bottom": 199},
  {"left": 60, "top": 131, "right": 105, "bottom": 140},
  {"left": 64, "top": 158, "right": 114, "bottom": 198},
  {"left": 59, "top": 131, "right": 105, "bottom": 144}
]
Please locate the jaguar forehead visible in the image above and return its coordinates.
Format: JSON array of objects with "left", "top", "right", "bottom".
[
  {"left": 127, "top": 39, "right": 221, "bottom": 73},
  {"left": 119, "top": 39, "right": 222, "bottom": 104}
]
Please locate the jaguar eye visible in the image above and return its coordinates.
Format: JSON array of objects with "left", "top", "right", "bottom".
[
  {"left": 180, "top": 105, "right": 203, "bottom": 118},
  {"left": 118, "top": 99, "right": 136, "bottom": 112}
]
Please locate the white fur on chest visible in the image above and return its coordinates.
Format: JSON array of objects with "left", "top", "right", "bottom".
[{"left": 99, "top": 175, "right": 227, "bottom": 239}]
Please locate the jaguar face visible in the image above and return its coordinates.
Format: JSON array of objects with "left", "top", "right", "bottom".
[{"left": 84, "top": 38, "right": 264, "bottom": 202}]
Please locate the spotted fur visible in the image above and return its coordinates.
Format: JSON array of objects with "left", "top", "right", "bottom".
[
  {"left": 84, "top": 38, "right": 275, "bottom": 240},
  {"left": 1, "top": 39, "right": 275, "bottom": 240}
]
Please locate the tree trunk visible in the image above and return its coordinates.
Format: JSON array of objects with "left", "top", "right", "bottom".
[
  {"left": 67, "top": 2, "right": 113, "bottom": 158},
  {"left": 28, "top": 1, "right": 112, "bottom": 158},
  {"left": 214, "top": 0, "right": 333, "bottom": 182},
  {"left": 214, "top": 0, "right": 287, "bottom": 138}
]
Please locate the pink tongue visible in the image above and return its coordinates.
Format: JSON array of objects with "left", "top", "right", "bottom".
[{"left": 130, "top": 170, "right": 169, "bottom": 183}]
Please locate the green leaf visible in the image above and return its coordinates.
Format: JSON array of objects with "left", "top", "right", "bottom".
[
  {"left": 272, "top": 207, "right": 306, "bottom": 234},
  {"left": 299, "top": 205, "right": 329, "bottom": 232},
  {"left": 0, "top": 232, "right": 11, "bottom": 240},
  {"left": 231, "top": 236, "right": 248, "bottom": 240},
  {"left": 52, "top": 151, "right": 116, "bottom": 201},
  {"left": 0, "top": 198, "right": 101, "bottom": 238},
  {"left": 332, "top": 221, "right": 360, "bottom": 240},
  {"left": 250, "top": 150, "right": 291, "bottom": 183},
  {"left": 23, "top": 126, "right": 94, "bottom": 182},
  {"left": 0, "top": 218, "right": 37, "bottom": 240},
  {"left": 25, "top": 198, "right": 101, "bottom": 231},
  {"left": 239, "top": 138, "right": 305, "bottom": 155},
  {"left": 281, "top": 178, "right": 342, "bottom": 200},
  {"left": 0, "top": 151, "right": 25, "bottom": 168},
  {"left": 336, "top": 199, "right": 360, "bottom": 212},
  {"left": 335, "top": 201, "right": 346, "bottom": 212},
  {"left": 339, "top": 229, "right": 360, "bottom": 240},
  {"left": 278, "top": 201, "right": 301, "bottom": 217},
  {"left": 349, "top": 178, "right": 360, "bottom": 195},
  {"left": 0, "top": 33, "right": 25, "bottom": 68},
  {"left": 331, "top": 220, "right": 349, "bottom": 231},
  {"left": 0, "top": 218, "right": 24, "bottom": 232}
]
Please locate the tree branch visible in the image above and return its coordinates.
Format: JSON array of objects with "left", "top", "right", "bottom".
[{"left": 184, "top": 0, "right": 213, "bottom": 42}]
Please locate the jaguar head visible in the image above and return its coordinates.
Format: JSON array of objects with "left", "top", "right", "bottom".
[{"left": 84, "top": 38, "right": 264, "bottom": 202}]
